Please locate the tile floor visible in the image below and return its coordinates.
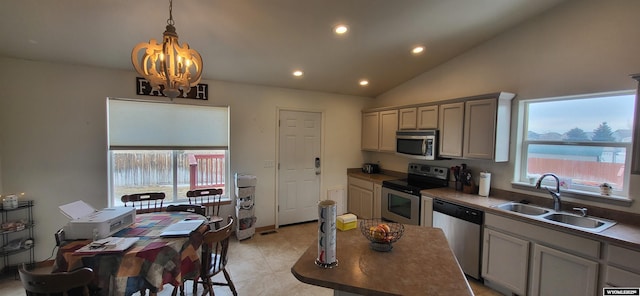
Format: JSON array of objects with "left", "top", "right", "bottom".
[{"left": 0, "top": 222, "right": 502, "bottom": 295}]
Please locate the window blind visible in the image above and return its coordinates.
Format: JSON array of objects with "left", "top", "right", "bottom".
[{"left": 108, "top": 99, "right": 229, "bottom": 149}]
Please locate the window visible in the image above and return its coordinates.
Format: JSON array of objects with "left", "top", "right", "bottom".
[
  {"left": 516, "top": 91, "right": 635, "bottom": 201},
  {"left": 107, "top": 99, "right": 229, "bottom": 206}
]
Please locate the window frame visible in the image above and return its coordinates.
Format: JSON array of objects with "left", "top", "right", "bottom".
[
  {"left": 513, "top": 90, "right": 635, "bottom": 205},
  {"left": 107, "top": 149, "right": 230, "bottom": 207}
]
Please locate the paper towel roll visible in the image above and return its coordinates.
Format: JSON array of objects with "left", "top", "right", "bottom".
[
  {"left": 478, "top": 172, "right": 491, "bottom": 197},
  {"left": 316, "top": 200, "right": 338, "bottom": 268}
]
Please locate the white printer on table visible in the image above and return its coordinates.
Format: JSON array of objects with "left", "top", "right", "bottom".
[{"left": 60, "top": 201, "right": 136, "bottom": 240}]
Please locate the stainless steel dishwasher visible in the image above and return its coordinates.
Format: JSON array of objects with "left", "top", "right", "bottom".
[{"left": 432, "top": 199, "right": 483, "bottom": 280}]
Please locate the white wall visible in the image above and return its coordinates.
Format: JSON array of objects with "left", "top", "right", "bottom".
[
  {"left": 368, "top": 0, "right": 640, "bottom": 213},
  {"left": 0, "top": 57, "right": 369, "bottom": 262}
]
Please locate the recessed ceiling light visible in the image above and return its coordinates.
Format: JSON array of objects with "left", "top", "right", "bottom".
[
  {"left": 334, "top": 25, "right": 348, "bottom": 35},
  {"left": 412, "top": 46, "right": 425, "bottom": 54},
  {"left": 359, "top": 79, "right": 369, "bottom": 86},
  {"left": 293, "top": 70, "right": 304, "bottom": 77}
]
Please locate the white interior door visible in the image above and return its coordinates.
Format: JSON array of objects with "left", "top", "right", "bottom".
[{"left": 278, "top": 110, "right": 322, "bottom": 226}]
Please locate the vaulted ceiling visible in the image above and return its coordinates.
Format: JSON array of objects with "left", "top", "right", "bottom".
[{"left": 0, "top": 0, "right": 566, "bottom": 97}]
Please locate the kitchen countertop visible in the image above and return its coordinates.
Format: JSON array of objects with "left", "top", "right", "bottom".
[
  {"left": 422, "top": 187, "right": 640, "bottom": 250},
  {"left": 291, "top": 224, "right": 473, "bottom": 296},
  {"left": 347, "top": 168, "right": 405, "bottom": 184}
]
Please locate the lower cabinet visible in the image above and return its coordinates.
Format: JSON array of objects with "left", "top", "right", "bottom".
[
  {"left": 348, "top": 184, "right": 373, "bottom": 219},
  {"left": 605, "top": 266, "right": 640, "bottom": 287},
  {"left": 482, "top": 229, "right": 529, "bottom": 296},
  {"left": 483, "top": 213, "right": 601, "bottom": 296},
  {"left": 373, "top": 184, "right": 382, "bottom": 219},
  {"left": 347, "top": 176, "right": 381, "bottom": 219},
  {"left": 421, "top": 195, "right": 433, "bottom": 227},
  {"left": 530, "top": 244, "right": 598, "bottom": 296},
  {"left": 605, "top": 244, "right": 640, "bottom": 287}
]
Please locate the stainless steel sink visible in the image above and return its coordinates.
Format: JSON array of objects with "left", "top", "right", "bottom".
[
  {"left": 493, "top": 202, "right": 616, "bottom": 233},
  {"left": 542, "top": 212, "right": 616, "bottom": 232},
  {"left": 494, "top": 202, "right": 550, "bottom": 216}
]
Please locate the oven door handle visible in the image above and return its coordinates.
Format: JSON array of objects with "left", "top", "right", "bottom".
[
  {"left": 400, "top": 188, "right": 415, "bottom": 195},
  {"left": 384, "top": 186, "right": 416, "bottom": 195}
]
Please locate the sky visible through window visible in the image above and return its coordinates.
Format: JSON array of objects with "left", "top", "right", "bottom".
[{"left": 528, "top": 94, "right": 635, "bottom": 136}]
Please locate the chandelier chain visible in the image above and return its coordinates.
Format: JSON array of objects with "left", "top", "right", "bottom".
[{"left": 167, "top": 0, "right": 175, "bottom": 26}]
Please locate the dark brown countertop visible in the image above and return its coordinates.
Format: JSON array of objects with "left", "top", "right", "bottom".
[
  {"left": 291, "top": 224, "right": 472, "bottom": 296},
  {"left": 422, "top": 187, "right": 640, "bottom": 251}
]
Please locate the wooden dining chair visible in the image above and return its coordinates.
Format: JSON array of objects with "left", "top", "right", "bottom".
[
  {"left": 174, "top": 216, "right": 236, "bottom": 296},
  {"left": 19, "top": 264, "right": 95, "bottom": 296},
  {"left": 121, "top": 192, "right": 166, "bottom": 214},
  {"left": 165, "top": 204, "right": 206, "bottom": 216},
  {"left": 186, "top": 188, "right": 224, "bottom": 228}
]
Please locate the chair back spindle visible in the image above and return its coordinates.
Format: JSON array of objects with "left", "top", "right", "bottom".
[
  {"left": 121, "top": 192, "right": 166, "bottom": 214},
  {"left": 186, "top": 188, "right": 224, "bottom": 228}
]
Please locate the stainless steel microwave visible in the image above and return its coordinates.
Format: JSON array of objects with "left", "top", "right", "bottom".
[{"left": 395, "top": 130, "right": 438, "bottom": 160}]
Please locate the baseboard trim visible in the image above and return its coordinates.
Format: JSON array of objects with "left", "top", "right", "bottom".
[{"left": 256, "top": 225, "right": 275, "bottom": 233}]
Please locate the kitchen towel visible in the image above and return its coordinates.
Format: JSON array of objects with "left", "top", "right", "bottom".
[{"left": 478, "top": 172, "right": 491, "bottom": 197}]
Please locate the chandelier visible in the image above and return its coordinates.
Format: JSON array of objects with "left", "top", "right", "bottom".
[{"left": 131, "top": 0, "right": 203, "bottom": 100}]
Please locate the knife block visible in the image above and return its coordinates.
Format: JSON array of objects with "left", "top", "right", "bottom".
[{"left": 463, "top": 180, "right": 477, "bottom": 194}]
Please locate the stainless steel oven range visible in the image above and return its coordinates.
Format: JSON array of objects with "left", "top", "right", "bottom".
[{"left": 381, "top": 163, "right": 449, "bottom": 225}]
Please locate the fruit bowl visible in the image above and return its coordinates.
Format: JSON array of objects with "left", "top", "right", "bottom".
[{"left": 359, "top": 219, "right": 404, "bottom": 252}]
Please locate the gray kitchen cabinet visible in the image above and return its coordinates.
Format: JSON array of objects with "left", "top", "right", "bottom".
[
  {"left": 378, "top": 110, "right": 398, "bottom": 152},
  {"left": 361, "top": 110, "right": 398, "bottom": 152},
  {"left": 604, "top": 244, "right": 640, "bottom": 287},
  {"left": 420, "top": 195, "right": 433, "bottom": 227},
  {"left": 399, "top": 105, "right": 438, "bottom": 130},
  {"left": 347, "top": 177, "right": 374, "bottom": 219},
  {"left": 605, "top": 266, "right": 640, "bottom": 288},
  {"left": 482, "top": 228, "right": 529, "bottom": 296},
  {"left": 530, "top": 244, "right": 598, "bottom": 296},
  {"left": 398, "top": 107, "right": 417, "bottom": 130},
  {"left": 438, "top": 102, "right": 465, "bottom": 158},
  {"left": 417, "top": 105, "right": 438, "bottom": 129},
  {"left": 439, "top": 92, "right": 514, "bottom": 161},
  {"left": 463, "top": 98, "right": 498, "bottom": 160},
  {"left": 361, "top": 112, "right": 380, "bottom": 151},
  {"left": 373, "top": 183, "right": 382, "bottom": 219},
  {"left": 484, "top": 213, "right": 601, "bottom": 296}
]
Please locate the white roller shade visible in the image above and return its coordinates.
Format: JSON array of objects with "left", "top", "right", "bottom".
[{"left": 108, "top": 99, "right": 228, "bottom": 149}]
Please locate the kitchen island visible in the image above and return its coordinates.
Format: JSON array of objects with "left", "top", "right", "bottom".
[{"left": 291, "top": 224, "right": 472, "bottom": 295}]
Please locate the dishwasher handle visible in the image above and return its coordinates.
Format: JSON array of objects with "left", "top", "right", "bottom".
[{"left": 433, "top": 199, "right": 483, "bottom": 225}]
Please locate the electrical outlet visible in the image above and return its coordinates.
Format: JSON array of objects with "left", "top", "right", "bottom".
[{"left": 264, "top": 160, "right": 274, "bottom": 168}]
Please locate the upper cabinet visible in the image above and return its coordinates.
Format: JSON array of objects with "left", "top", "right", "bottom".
[
  {"left": 362, "top": 110, "right": 398, "bottom": 152},
  {"left": 398, "top": 108, "right": 417, "bottom": 130},
  {"left": 417, "top": 105, "right": 438, "bottom": 129},
  {"left": 438, "top": 102, "right": 465, "bottom": 158},
  {"left": 439, "top": 92, "right": 515, "bottom": 162},
  {"left": 363, "top": 92, "right": 514, "bottom": 161},
  {"left": 362, "top": 112, "right": 380, "bottom": 151},
  {"left": 379, "top": 110, "right": 399, "bottom": 152},
  {"left": 399, "top": 105, "right": 438, "bottom": 130},
  {"left": 464, "top": 98, "right": 498, "bottom": 159}
]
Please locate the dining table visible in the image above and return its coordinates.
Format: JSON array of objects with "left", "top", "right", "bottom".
[{"left": 53, "top": 211, "right": 208, "bottom": 296}]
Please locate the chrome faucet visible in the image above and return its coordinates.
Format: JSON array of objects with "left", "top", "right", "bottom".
[{"left": 535, "top": 173, "right": 562, "bottom": 211}]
